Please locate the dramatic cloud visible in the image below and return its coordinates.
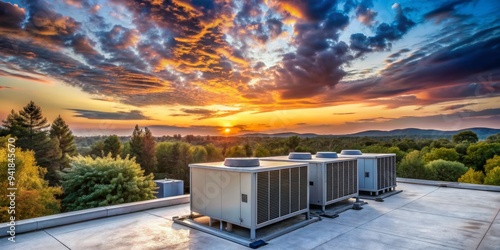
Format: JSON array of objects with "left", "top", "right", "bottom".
[
  {"left": 424, "top": 0, "right": 473, "bottom": 23},
  {"left": 0, "top": 2, "right": 25, "bottom": 30},
  {"left": 350, "top": 3, "right": 415, "bottom": 55},
  {"left": 0, "top": 0, "right": 497, "bottom": 116},
  {"left": 334, "top": 25, "right": 500, "bottom": 108},
  {"left": 355, "top": 0, "right": 377, "bottom": 26},
  {"left": 69, "top": 109, "right": 153, "bottom": 120},
  {"left": 25, "top": 0, "right": 80, "bottom": 39},
  {"left": 170, "top": 107, "right": 244, "bottom": 120}
]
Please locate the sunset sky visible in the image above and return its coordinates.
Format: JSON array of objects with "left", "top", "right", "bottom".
[{"left": 0, "top": 0, "right": 499, "bottom": 136}]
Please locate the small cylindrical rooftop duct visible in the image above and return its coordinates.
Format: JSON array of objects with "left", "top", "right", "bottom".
[
  {"left": 340, "top": 150, "right": 363, "bottom": 155},
  {"left": 315, "top": 152, "right": 338, "bottom": 158},
  {"left": 223, "top": 157, "right": 260, "bottom": 167},
  {"left": 288, "top": 152, "right": 312, "bottom": 159}
]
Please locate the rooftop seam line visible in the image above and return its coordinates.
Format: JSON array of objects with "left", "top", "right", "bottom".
[
  {"left": 476, "top": 208, "right": 500, "bottom": 249},
  {"left": 43, "top": 229, "right": 71, "bottom": 250},
  {"left": 142, "top": 210, "right": 176, "bottom": 221}
]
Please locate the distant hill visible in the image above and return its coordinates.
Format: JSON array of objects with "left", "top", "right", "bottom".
[
  {"left": 348, "top": 127, "right": 500, "bottom": 139},
  {"left": 241, "top": 127, "right": 500, "bottom": 140},
  {"left": 241, "top": 132, "right": 318, "bottom": 138}
]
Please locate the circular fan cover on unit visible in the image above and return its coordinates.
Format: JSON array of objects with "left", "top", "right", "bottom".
[
  {"left": 288, "top": 152, "right": 312, "bottom": 159},
  {"left": 223, "top": 158, "right": 260, "bottom": 167},
  {"left": 340, "top": 150, "right": 363, "bottom": 155},
  {"left": 315, "top": 152, "right": 338, "bottom": 158}
]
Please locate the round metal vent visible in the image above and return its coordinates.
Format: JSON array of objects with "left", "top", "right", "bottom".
[
  {"left": 315, "top": 152, "right": 338, "bottom": 158},
  {"left": 223, "top": 158, "right": 260, "bottom": 167},
  {"left": 288, "top": 152, "right": 312, "bottom": 159},
  {"left": 340, "top": 150, "right": 363, "bottom": 155}
]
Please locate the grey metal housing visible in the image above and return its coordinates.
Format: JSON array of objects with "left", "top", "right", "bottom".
[
  {"left": 189, "top": 160, "right": 309, "bottom": 240},
  {"left": 339, "top": 152, "right": 397, "bottom": 195}
]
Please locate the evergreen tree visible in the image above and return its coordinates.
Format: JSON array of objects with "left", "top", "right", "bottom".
[
  {"left": 3, "top": 102, "right": 60, "bottom": 183},
  {"left": 1, "top": 109, "right": 26, "bottom": 138},
  {"left": 103, "top": 135, "right": 122, "bottom": 158},
  {"left": 89, "top": 140, "right": 105, "bottom": 158},
  {"left": 50, "top": 115, "right": 77, "bottom": 170},
  {"left": 141, "top": 127, "right": 157, "bottom": 174},
  {"left": 61, "top": 155, "right": 157, "bottom": 211},
  {"left": 130, "top": 125, "right": 143, "bottom": 164}
]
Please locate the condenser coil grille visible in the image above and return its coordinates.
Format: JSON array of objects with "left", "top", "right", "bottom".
[
  {"left": 257, "top": 166, "right": 307, "bottom": 225},
  {"left": 325, "top": 160, "right": 358, "bottom": 202},
  {"left": 377, "top": 156, "right": 396, "bottom": 190}
]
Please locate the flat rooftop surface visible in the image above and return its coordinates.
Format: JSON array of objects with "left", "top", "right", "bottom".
[{"left": 2, "top": 182, "right": 499, "bottom": 250}]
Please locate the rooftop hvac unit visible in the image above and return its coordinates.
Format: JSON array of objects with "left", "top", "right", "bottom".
[
  {"left": 260, "top": 152, "right": 358, "bottom": 211},
  {"left": 154, "top": 179, "right": 184, "bottom": 198},
  {"left": 189, "top": 158, "right": 309, "bottom": 240},
  {"left": 339, "top": 150, "right": 397, "bottom": 195}
]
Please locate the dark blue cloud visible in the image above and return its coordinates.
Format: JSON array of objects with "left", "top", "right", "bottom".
[
  {"left": 0, "top": 1, "right": 25, "bottom": 30},
  {"left": 350, "top": 3, "right": 415, "bottom": 55},
  {"left": 69, "top": 109, "right": 153, "bottom": 120},
  {"left": 424, "top": 0, "right": 473, "bottom": 23}
]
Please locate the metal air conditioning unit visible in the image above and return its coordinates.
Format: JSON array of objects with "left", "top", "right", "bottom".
[
  {"left": 154, "top": 179, "right": 184, "bottom": 198},
  {"left": 189, "top": 158, "right": 309, "bottom": 240},
  {"left": 260, "top": 152, "right": 358, "bottom": 211},
  {"left": 339, "top": 150, "right": 397, "bottom": 195}
]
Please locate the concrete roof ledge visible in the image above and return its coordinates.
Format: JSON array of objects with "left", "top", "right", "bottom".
[
  {"left": 106, "top": 194, "right": 190, "bottom": 216},
  {"left": 0, "top": 194, "right": 190, "bottom": 237},
  {"left": 397, "top": 178, "right": 500, "bottom": 192}
]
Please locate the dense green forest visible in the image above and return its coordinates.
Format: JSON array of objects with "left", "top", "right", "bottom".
[{"left": 1, "top": 101, "right": 500, "bottom": 221}]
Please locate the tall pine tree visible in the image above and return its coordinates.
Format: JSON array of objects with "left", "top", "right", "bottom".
[
  {"left": 142, "top": 127, "right": 157, "bottom": 174},
  {"left": 130, "top": 125, "right": 143, "bottom": 164},
  {"left": 50, "top": 115, "right": 77, "bottom": 170},
  {"left": 2, "top": 102, "right": 61, "bottom": 184},
  {"left": 103, "top": 135, "right": 122, "bottom": 158},
  {"left": 129, "top": 125, "right": 157, "bottom": 174},
  {"left": 2, "top": 109, "right": 26, "bottom": 138}
]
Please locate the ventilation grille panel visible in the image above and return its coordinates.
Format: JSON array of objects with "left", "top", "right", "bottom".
[
  {"left": 376, "top": 156, "right": 396, "bottom": 190},
  {"left": 326, "top": 160, "right": 358, "bottom": 202},
  {"left": 257, "top": 172, "right": 269, "bottom": 224},
  {"left": 280, "top": 169, "right": 290, "bottom": 216},
  {"left": 257, "top": 166, "right": 307, "bottom": 225},
  {"left": 269, "top": 170, "right": 280, "bottom": 220},
  {"left": 290, "top": 167, "right": 300, "bottom": 213},
  {"left": 300, "top": 166, "right": 307, "bottom": 210}
]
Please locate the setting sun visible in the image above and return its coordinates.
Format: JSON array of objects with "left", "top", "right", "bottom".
[{"left": 224, "top": 128, "right": 231, "bottom": 133}]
